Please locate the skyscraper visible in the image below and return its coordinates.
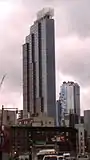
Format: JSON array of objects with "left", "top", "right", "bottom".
[
  {"left": 59, "top": 81, "right": 80, "bottom": 126},
  {"left": 23, "top": 8, "right": 56, "bottom": 119}
]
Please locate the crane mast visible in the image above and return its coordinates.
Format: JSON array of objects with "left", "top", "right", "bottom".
[{"left": 0, "top": 74, "right": 6, "bottom": 90}]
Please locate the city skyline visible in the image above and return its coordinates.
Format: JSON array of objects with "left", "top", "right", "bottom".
[{"left": 0, "top": 0, "right": 90, "bottom": 115}]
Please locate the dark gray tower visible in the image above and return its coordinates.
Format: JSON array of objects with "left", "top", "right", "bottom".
[{"left": 23, "top": 8, "right": 56, "bottom": 120}]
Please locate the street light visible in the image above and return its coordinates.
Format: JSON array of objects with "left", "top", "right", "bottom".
[{"left": 0, "top": 105, "right": 18, "bottom": 160}]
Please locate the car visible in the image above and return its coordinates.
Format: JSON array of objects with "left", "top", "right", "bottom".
[
  {"left": 77, "top": 154, "right": 89, "bottom": 160},
  {"left": 37, "top": 149, "right": 56, "bottom": 160},
  {"left": 43, "top": 154, "right": 65, "bottom": 160},
  {"left": 57, "top": 155, "right": 64, "bottom": 160},
  {"left": 63, "top": 153, "right": 71, "bottom": 160},
  {"left": 43, "top": 155, "right": 58, "bottom": 160}
]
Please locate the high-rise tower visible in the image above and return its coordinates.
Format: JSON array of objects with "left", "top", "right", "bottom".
[
  {"left": 59, "top": 81, "right": 80, "bottom": 126},
  {"left": 60, "top": 81, "right": 80, "bottom": 115},
  {"left": 23, "top": 8, "right": 56, "bottom": 120}
]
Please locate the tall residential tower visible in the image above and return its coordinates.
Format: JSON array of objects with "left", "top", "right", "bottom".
[{"left": 23, "top": 8, "right": 56, "bottom": 120}]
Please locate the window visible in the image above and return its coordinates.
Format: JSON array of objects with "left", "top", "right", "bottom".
[
  {"left": 44, "top": 156, "right": 57, "bottom": 160},
  {"left": 58, "top": 157, "right": 63, "bottom": 160},
  {"left": 81, "top": 132, "right": 82, "bottom": 135}
]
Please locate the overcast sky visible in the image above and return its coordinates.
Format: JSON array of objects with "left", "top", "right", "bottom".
[{"left": 0, "top": 0, "right": 90, "bottom": 115}]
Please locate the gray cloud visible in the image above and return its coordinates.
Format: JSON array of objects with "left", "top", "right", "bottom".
[
  {"left": 66, "top": 0, "right": 90, "bottom": 37},
  {"left": 52, "top": 0, "right": 90, "bottom": 37},
  {"left": 21, "top": 0, "right": 90, "bottom": 37},
  {"left": 56, "top": 36, "right": 90, "bottom": 88},
  {"left": 0, "top": 0, "right": 90, "bottom": 113}
]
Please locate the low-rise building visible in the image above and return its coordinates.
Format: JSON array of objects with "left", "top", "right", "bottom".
[
  {"left": 0, "top": 110, "right": 17, "bottom": 126},
  {"left": 18, "top": 115, "right": 54, "bottom": 127}
]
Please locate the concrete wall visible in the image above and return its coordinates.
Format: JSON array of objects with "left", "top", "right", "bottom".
[{"left": 0, "top": 110, "right": 17, "bottom": 126}]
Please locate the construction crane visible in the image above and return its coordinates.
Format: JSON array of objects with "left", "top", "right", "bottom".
[{"left": 0, "top": 74, "right": 6, "bottom": 90}]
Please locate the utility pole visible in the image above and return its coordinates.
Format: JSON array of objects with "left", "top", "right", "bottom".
[
  {"left": 0, "top": 105, "right": 4, "bottom": 160},
  {"left": 0, "top": 75, "right": 6, "bottom": 160},
  {"left": 0, "top": 106, "right": 18, "bottom": 160}
]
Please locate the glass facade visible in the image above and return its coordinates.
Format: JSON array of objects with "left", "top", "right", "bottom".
[
  {"left": 23, "top": 9, "right": 56, "bottom": 120},
  {"left": 59, "top": 82, "right": 80, "bottom": 126}
]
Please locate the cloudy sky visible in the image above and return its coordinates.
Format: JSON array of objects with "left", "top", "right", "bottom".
[{"left": 0, "top": 0, "right": 90, "bottom": 115}]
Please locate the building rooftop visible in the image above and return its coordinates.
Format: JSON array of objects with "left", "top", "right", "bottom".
[
  {"left": 37, "top": 8, "right": 54, "bottom": 20},
  {"left": 62, "top": 81, "right": 79, "bottom": 86}
]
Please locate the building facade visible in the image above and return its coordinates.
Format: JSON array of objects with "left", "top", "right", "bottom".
[
  {"left": 75, "top": 124, "right": 85, "bottom": 154},
  {"left": 18, "top": 110, "right": 23, "bottom": 120},
  {"left": 11, "top": 126, "right": 78, "bottom": 156},
  {"left": 59, "top": 81, "right": 80, "bottom": 126},
  {"left": 84, "top": 110, "right": 90, "bottom": 152},
  {"left": 23, "top": 8, "right": 56, "bottom": 120},
  {"left": 0, "top": 110, "right": 17, "bottom": 126},
  {"left": 18, "top": 115, "right": 54, "bottom": 127},
  {"left": 84, "top": 110, "right": 90, "bottom": 136}
]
